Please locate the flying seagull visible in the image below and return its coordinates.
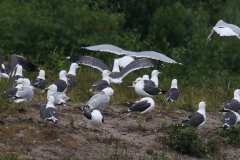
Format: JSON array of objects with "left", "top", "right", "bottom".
[
  {"left": 207, "top": 20, "right": 240, "bottom": 42},
  {"left": 124, "top": 97, "right": 155, "bottom": 122},
  {"left": 66, "top": 55, "right": 164, "bottom": 83},
  {"left": 219, "top": 89, "right": 240, "bottom": 113},
  {"left": 81, "top": 44, "right": 182, "bottom": 65},
  {"left": 181, "top": 101, "right": 207, "bottom": 130}
]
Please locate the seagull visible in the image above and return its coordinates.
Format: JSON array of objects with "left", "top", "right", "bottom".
[
  {"left": 43, "top": 96, "right": 59, "bottom": 128},
  {"left": 3, "top": 54, "right": 38, "bottom": 76},
  {"left": 219, "top": 89, "right": 240, "bottom": 113},
  {"left": 0, "top": 57, "right": 9, "bottom": 81},
  {"left": 82, "top": 107, "right": 104, "bottom": 135},
  {"left": 150, "top": 70, "right": 162, "bottom": 87},
  {"left": 89, "top": 70, "right": 113, "bottom": 92},
  {"left": 66, "top": 55, "right": 164, "bottom": 83},
  {"left": 181, "top": 101, "right": 207, "bottom": 130},
  {"left": 142, "top": 75, "right": 150, "bottom": 80},
  {"left": 222, "top": 110, "right": 240, "bottom": 129},
  {"left": 84, "top": 87, "right": 114, "bottom": 109},
  {"left": 0, "top": 78, "right": 34, "bottom": 103},
  {"left": 166, "top": 79, "right": 180, "bottom": 102},
  {"left": 51, "top": 70, "right": 68, "bottom": 92},
  {"left": 46, "top": 84, "right": 70, "bottom": 106},
  {"left": 132, "top": 77, "right": 165, "bottom": 97},
  {"left": 124, "top": 97, "right": 155, "bottom": 122},
  {"left": 207, "top": 20, "right": 240, "bottom": 42},
  {"left": 30, "top": 70, "right": 47, "bottom": 93},
  {"left": 82, "top": 44, "right": 182, "bottom": 65},
  {"left": 11, "top": 65, "right": 23, "bottom": 86},
  {"left": 67, "top": 63, "right": 81, "bottom": 87}
]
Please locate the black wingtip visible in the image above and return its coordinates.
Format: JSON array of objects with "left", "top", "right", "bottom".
[
  {"left": 219, "top": 108, "right": 230, "bottom": 113},
  {"left": 122, "top": 110, "right": 130, "bottom": 114},
  {"left": 223, "top": 125, "right": 229, "bottom": 130}
]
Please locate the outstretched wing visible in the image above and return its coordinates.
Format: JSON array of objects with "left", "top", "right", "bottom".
[
  {"left": 66, "top": 56, "right": 111, "bottom": 72},
  {"left": 110, "top": 59, "right": 164, "bottom": 79}
]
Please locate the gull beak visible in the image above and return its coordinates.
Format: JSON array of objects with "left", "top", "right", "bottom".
[
  {"left": 17, "top": 82, "right": 22, "bottom": 84},
  {"left": 67, "top": 74, "right": 71, "bottom": 76},
  {"left": 206, "top": 104, "right": 208, "bottom": 107},
  {"left": 108, "top": 94, "right": 110, "bottom": 97},
  {"left": 78, "top": 66, "right": 81, "bottom": 68},
  {"left": 45, "top": 88, "right": 49, "bottom": 90},
  {"left": 110, "top": 72, "right": 114, "bottom": 75},
  {"left": 159, "top": 72, "right": 163, "bottom": 75},
  {"left": 132, "top": 81, "right": 136, "bottom": 83},
  {"left": 45, "top": 98, "right": 48, "bottom": 100}
]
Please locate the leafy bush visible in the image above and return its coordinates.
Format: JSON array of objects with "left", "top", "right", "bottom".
[{"left": 214, "top": 126, "right": 240, "bottom": 148}]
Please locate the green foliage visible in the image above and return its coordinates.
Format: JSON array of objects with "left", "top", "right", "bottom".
[
  {"left": 165, "top": 123, "right": 205, "bottom": 157},
  {"left": 215, "top": 126, "right": 240, "bottom": 148},
  {"left": 0, "top": 154, "right": 18, "bottom": 160}
]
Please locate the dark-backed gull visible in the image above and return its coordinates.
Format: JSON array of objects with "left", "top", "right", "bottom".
[
  {"left": 46, "top": 84, "right": 70, "bottom": 106},
  {"left": 124, "top": 97, "right": 155, "bottom": 122},
  {"left": 150, "top": 70, "right": 162, "bottom": 87},
  {"left": 84, "top": 87, "right": 114, "bottom": 109},
  {"left": 222, "top": 110, "right": 240, "bottom": 129},
  {"left": 12, "top": 65, "right": 23, "bottom": 86},
  {"left": 132, "top": 77, "right": 165, "bottom": 97},
  {"left": 66, "top": 55, "right": 164, "bottom": 83},
  {"left": 219, "top": 89, "right": 240, "bottom": 113},
  {"left": 82, "top": 44, "right": 182, "bottom": 65},
  {"left": 181, "top": 101, "right": 207, "bottom": 129},
  {"left": 43, "top": 96, "right": 59, "bottom": 127},
  {"left": 166, "top": 79, "right": 180, "bottom": 102},
  {"left": 207, "top": 20, "right": 240, "bottom": 42},
  {"left": 67, "top": 63, "right": 81, "bottom": 87},
  {"left": 30, "top": 70, "right": 47, "bottom": 93},
  {"left": 90, "top": 70, "right": 113, "bottom": 92},
  {"left": 82, "top": 107, "right": 104, "bottom": 135},
  {"left": 51, "top": 70, "right": 68, "bottom": 92}
]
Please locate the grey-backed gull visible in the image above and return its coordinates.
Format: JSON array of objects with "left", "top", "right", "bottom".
[
  {"left": 219, "top": 89, "right": 240, "bottom": 113},
  {"left": 46, "top": 84, "right": 70, "bottom": 106},
  {"left": 181, "top": 101, "right": 207, "bottom": 129},
  {"left": 82, "top": 107, "right": 104, "bottom": 135},
  {"left": 84, "top": 87, "right": 114, "bottom": 109},
  {"left": 222, "top": 110, "right": 240, "bottom": 129},
  {"left": 124, "top": 97, "right": 155, "bottom": 122},
  {"left": 207, "top": 20, "right": 240, "bottom": 42},
  {"left": 30, "top": 70, "right": 47, "bottom": 93},
  {"left": 67, "top": 63, "right": 81, "bottom": 87},
  {"left": 51, "top": 70, "right": 68, "bottom": 92},
  {"left": 166, "top": 79, "right": 180, "bottom": 102},
  {"left": 66, "top": 55, "right": 164, "bottom": 83},
  {"left": 43, "top": 96, "right": 58, "bottom": 127},
  {"left": 90, "top": 70, "right": 113, "bottom": 92}
]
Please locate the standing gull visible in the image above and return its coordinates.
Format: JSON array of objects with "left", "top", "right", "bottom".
[
  {"left": 82, "top": 107, "right": 104, "bottom": 135},
  {"left": 66, "top": 56, "right": 164, "bottom": 83},
  {"left": 150, "top": 70, "right": 162, "bottom": 87},
  {"left": 43, "top": 96, "right": 59, "bottom": 127},
  {"left": 207, "top": 20, "right": 240, "bottom": 42},
  {"left": 67, "top": 63, "right": 81, "bottom": 87},
  {"left": 181, "top": 101, "right": 207, "bottom": 130},
  {"left": 46, "top": 84, "right": 70, "bottom": 106},
  {"left": 30, "top": 70, "right": 47, "bottom": 93},
  {"left": 166, "top": 79, "right": 180, "bottom": 102},
  {"left": 219, "top": 89, "right": 240, "bottom": 113},
  {"left": 222, "top": 110, "right": 240, "bottom": 129},
  {"left": 90, "top": 70, "right": 113, "bottom": 92},
  {"left": 82, "top": 44, "right": 182, "bottom": 65},
  {"left": 0, "top": 56, "right": 9, "bottom": 81},
  {"left": 51, "top": 70, "right": 68, "bottom": 92},
  {"left": 84, "top": 87, "right": 114, "bottom": 109},
  {"left": 12, "top": 65, "right": 23, "bottom": 86},
  {"left": 124, "top": 97, "right": 155, "bottom": 122},
  {"left": 132, "top": 77, "right": 165, "bottom": 97}
]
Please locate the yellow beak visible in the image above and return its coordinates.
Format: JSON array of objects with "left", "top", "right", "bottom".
[
  {"left": 110, "top": 72, "right": 114, "bottom": 75},
  {"left": 159, "top": 72, "right": 163, "bottom": 75},
  {"left": 17, "top": 82, "right": 22, "bottom": 84},
  {"left": 132, "top": 81, "right": 136, "bottom": 83},
  {"left": 45, "top": 88, "right": 49, "bottom": 90},
  {"left": 78, "top": 66, "right": 81, "bottom": 68},
  {"left": 45, "top": 98, "right": 48, "bottom": 100}
]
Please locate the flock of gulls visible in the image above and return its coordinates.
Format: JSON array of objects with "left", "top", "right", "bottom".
[{"left": 0, "top": 20, "right": 239, "bottom": 135}]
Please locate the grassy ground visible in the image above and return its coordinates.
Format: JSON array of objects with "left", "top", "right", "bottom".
[{"left": 0, "top": 62, "right": 239, "bottom": 159}]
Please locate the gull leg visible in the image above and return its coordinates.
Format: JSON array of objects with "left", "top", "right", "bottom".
[
  {"left": 143, "top": 115, "right": 146, "bottom": 123},
  {"left": 96, "top": 128, "right": 100, "bottom": 136},
  {"left": 90, "top": 128, "right": 94, "bottom": 134}
]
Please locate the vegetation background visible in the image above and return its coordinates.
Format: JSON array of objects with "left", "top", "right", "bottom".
[{"left": 0, "top": 0, "right": 239, "bottom": 87}]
